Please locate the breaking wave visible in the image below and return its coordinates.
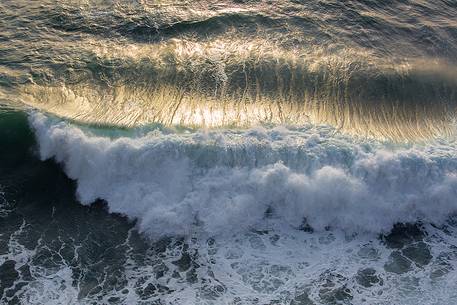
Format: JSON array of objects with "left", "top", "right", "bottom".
[
  {"left": 2, "top": 1, "right": 457, "bottom": 304},
  {"left": 30, "top": 113, "right": 457, "bottom": 238},
  {"left": 15, "top": 43, "right": 457, "bottom": 140}
]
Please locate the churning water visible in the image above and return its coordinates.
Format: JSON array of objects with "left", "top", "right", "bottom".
[{"left": 1, "top": 1, "right": 457, "bottom": 304}]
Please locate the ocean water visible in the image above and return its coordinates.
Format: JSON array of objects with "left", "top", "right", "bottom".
[{"left": 1, "top": 1, "right": 457, "bottom": 304}]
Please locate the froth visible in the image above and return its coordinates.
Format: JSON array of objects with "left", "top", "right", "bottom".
[{"left": 29, "top": 113, "right": 457, "bottom": 238}]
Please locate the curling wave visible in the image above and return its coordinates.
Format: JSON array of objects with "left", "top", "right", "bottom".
[
  {"left": 30, "top": 113, "right": 457, "bottom": 238},
  {"left": 7, "top": 39, "right": 457, "bottom": 141}
]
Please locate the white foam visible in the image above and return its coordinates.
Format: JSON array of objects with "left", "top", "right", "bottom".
[{"left": 29, "top": 113, "right": 457, "bottom": 238}]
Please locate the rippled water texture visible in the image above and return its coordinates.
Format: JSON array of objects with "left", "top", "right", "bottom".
[
  {"left": 1, "top": 0, "right": 456, "bottom": 140},
  {"left": 1, "top": 1, "right": 457, "bottom": 305}
]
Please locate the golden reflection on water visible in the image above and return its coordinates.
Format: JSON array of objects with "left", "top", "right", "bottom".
[{"left": 5, "top": 37, "right": 457, "bottom": 142}]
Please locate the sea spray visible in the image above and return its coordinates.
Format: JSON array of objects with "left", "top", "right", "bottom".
[{"left": 30, "top": 113, "right": 457, "bottom": 238}]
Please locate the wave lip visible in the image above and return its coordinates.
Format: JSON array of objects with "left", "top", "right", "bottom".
[
  {"left": 2, "top": 0, "right": 457, "bottom": 141},
  {"left": 29, "top": 113, "right": 457, "bottom": 238}
]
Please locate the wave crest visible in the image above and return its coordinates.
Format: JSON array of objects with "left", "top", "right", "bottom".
[{"left": 30, "top": 113, "right": 457, "bottom": 238}]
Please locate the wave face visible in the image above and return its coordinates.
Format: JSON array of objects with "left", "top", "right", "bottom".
[
  {"left": 30, "top": 113, "right": 457, "bottom": 237},
  {"left": 1, "top": 0, "right": 457, "bottom": 140}
]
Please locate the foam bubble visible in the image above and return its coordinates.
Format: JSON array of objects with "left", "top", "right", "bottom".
[{"left": 29, "top": 113, "right": 457, "bottom": 238}]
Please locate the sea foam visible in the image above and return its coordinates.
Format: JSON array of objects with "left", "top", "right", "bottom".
[{"left": 29, "top": 113, "right": 457, "bottom": 238}]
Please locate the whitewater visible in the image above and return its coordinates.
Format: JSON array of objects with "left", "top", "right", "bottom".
[
  {"left": 1, "top": 0, "right": 457, "bottom": 304},
  {"left": 30, "top": 113, "right": 457, "bottom": 238},
  {"left": 1, "top": 110, "right": 452, "bottom": 305}
]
